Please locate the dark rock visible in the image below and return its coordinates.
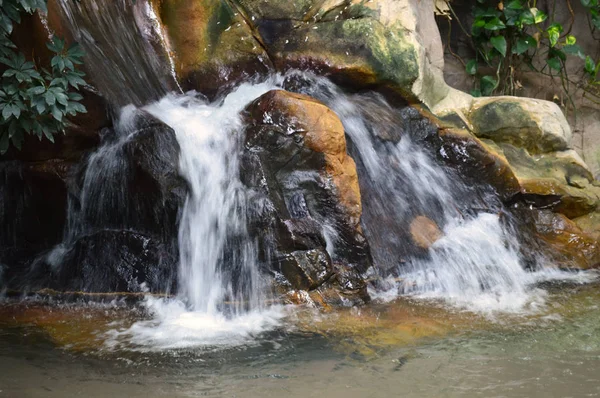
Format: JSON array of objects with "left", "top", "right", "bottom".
[
  {"left": 242, "top": 89, "right": 372, "bottom": 298},
  {"left": 279, "top": 249, "right": 333, "bottom": 291},
  {"left": 29, "top": 230, "right": 177, "bottom": 293}
]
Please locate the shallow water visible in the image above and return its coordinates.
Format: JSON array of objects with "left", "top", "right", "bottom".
[{"left": 1, "top": 281, "right": 600, "bottom": 398}]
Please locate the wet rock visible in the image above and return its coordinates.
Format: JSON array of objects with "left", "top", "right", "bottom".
[
  {"left": 0, "top": 161, "right": 70, "bottom": 280},
  {"left": 279, "top": 249, "right": 333, "bottom": 291},
  {"left": 242, "top": 89, "right": 371, "bottom": 297},
  {"left": 70, "top": 111, "right": 187, "bottom": 240},
  {"left": 152, "top": 0, "right": 273, "bottom": 98},
  {"left": 409, "top": 216, "right": 442, "bottom": 249},
  {"left": 36, "top": 230, "right": 177, "bottom": 293},
  {"left": 511, "top": 208, "right": 600, "bottom": 270},
  {"left": 492, "top": 143, "right": 600, "bottom": 219}
]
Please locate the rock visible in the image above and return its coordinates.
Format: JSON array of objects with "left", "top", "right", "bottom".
[
  {"left": 69, "top": 111, "right": 187, "bottom": 240},
  {"left": 429, "top": 126, "right": 522, "bottom": 202},
  {"left": 574, "top": 211, "right": 600, "bottom": 241},
  {"left": 153, "top": 0, "right": 273, "bottom": 97},
  {"left": 33, "top": 230, "right": 178, "bottom": 293},
  {"left": 242, "top": 89, "right": 371, "bottom": 297},
  {"left": 492, "top": 143, "right": 600, "bottom": 219},
  {"left": 2, "top": 112, "right": 186, "bottom": 294},
  {"left": 409, "top": 216, "right": 442, "bottom": 249},
  {"left": 469, "top": 97, "right": 573, "bottom": 154},
  {"left": 245, "top": 90, "right": 362, "bottom": 224},
  {"left": 512, "top": 208, "right": 600, "bottom": 270},
  {"left": 0, "top": 161, "right": 70, "bottom": 279},
  {"left": 153, "top": 0, "right": 451, "bottom": 106},
  {"left": 279, "top": 249, "right": 333, "bottom": 291}
]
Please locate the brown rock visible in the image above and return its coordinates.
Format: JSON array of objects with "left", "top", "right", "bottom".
[
  {"left": 409, "top": 216, "right": 443, "bottom": 249},
  {"left": 246, "top": 90, "right": 362, "bottom": 222}
]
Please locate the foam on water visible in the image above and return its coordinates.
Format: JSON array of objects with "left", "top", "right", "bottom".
[
  {"left": 398, "top": 213, "right": 596, "bottom": 314},
  {"left": 105, "top": 298, "right": 288, "bottom": 351}
]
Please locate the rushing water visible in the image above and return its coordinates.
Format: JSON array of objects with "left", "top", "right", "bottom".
[
  {"left": 108, "top": 80, "right": 292, "bottom": 350},
  {"left": 287, "top": 73, "right": 588, "bottom": 315},
  {"left": 34, "top": 72, "right": 594, "bottom": 351}
]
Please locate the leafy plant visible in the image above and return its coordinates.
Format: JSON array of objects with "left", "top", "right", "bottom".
[
  {"left": 464, "top": 0, "right": 599, "bottom": 98},
  {"left": 0, "top": 0, "right": 87, "bottom": 154}
]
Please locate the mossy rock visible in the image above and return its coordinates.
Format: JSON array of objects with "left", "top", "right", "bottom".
[{"left": 470, "top": 97, "right": 572, "bottom": 154}]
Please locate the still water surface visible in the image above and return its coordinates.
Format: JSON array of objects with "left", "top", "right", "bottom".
[{"left": 1, "top": 281, "right": 599, "bottom": 398}]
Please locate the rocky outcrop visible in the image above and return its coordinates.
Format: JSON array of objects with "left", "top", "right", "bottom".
[
  {"left": 242, "top": 89, "right": 370, "bottom": 305},
  {"left": 152, "top": 0, "right": 448, "bottom": 104}
]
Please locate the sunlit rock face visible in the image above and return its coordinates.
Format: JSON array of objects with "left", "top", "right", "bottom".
[{"left": 154, "top": 0, "right": 446, "bottom": 104}]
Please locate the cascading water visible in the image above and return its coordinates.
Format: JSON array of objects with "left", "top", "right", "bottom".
[
  {"left": 287, "top": 73, "right": 593, "bottom": 314},
  {"left": 108, "top": 79, "right": 290, "bottom": 350},
  {"left": 55, "top": 0, "right": 179, "bottom": 106},
  {"left": 46, "top": 67, "right": 592, "bottom": 349},
  {"left": 144, "top": 83, "right": 276, "bottom": 315}
]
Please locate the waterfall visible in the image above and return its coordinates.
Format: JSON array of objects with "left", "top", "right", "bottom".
[
  {"left": 286, "top": 73, "right": 590, "bottom": 314},
  {"left": 108, "top": 79, "right": 289, "bottom": 350},
  {"left": 144, "top": 82, "right": 280, "bottom": 315}
]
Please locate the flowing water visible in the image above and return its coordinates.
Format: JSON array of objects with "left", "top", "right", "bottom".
[
  {"left": 1, "top": 281, "right": 600, "bottom": 397},
  {"left": 3, "top": 2, "right": 600, "bottom": 393},
  {"left": 29, "top": 72, "right": 596, "bottom": 351}
]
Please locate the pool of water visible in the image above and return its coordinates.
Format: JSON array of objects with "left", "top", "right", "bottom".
[{"left": 1, "top": 281, "right": 600, "bottom": 398}]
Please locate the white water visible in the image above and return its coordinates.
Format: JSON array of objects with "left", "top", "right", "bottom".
[
  {"left": 105, "top": 73, "right": 595, "bottom": 350},
  {"left": 289, "top": 73, "right": 596, "bottom": 314},
  {"left": 110, "top": 78, "right": 291, "bottom": 349}
]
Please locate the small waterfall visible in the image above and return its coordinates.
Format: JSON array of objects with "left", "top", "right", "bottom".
[
  {"left": 144, "top": 81, "right": 280, "bottom": 315},
  {"left": 110, "top": 79, "right": 289, "bottom": 350},
  {"left": 286, "top": 73, "right": 589, "bottom": 313}
]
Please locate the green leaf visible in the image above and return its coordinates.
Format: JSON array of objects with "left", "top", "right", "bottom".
[
  {"left": 585, "top": 56, "right": 596, "bottom": 75},
  {"left": 11, "top": 129, "right": 23, "bottom": 150},
  {"left": 514, "top": 35, "right": 537, "bottom": 54},
  {"left": 480, "top": 75, "right": 498, "bottom": 95},
  {"left": 531, "top": 8, "right": 547, "bottom": 23},
  {"left": 44, "top": 129, "right": 55, "bottom": 143},
  {"left": 51, "top": 106, "right": 62, "bottom": 121},
  {"left": 490, "top": 35, "right": 507, "bottom": 57},
  {"left": 506, "top": 0, "right": 524, "bottom": 9},
  {"left": 547, "top": 23, "right": 563, "bottom": 47},
  {"left": 44, "top": 91, "right": 56, "bottom": 106},
  {"left": 2, "top": 104, "right": 13, "bottom": 120},
  {"left": 547, "top": 57, "right": 562, "bottom": 71},
  {"left": 563, "top": 44, "right": 585, "bottom": 59},
  {"left": 466, "top": 59, "right": 478, "bottom": 75},
  {"left": 47, "top": 37, "right": 65, "bottom": 53},
  {"left": 484, "top": 17, "right": 506, "bottom": 30},
  {"left": 565, "top": 35, "right": 576, "bottom": 45}
]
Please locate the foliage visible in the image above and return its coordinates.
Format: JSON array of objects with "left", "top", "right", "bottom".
[
  {"left": 464, "top": 0, "right": 600, "bottom": 98},
  {"left": 0, "top": 0, "right": 87, "bottom": 154}
]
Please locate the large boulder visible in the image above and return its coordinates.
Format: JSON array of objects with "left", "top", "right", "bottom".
[
  {"left": 4, "top": 112, "right": 186, "bottom": 294},
  {"left": 152, "top": 0, "right": 448, "bottom": 105},
  {"left": 242, "top": 89, "right": 370, "bottom": 304},
  {"left": 469, "top": 97, "right": 572, "bottom": 154}
]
